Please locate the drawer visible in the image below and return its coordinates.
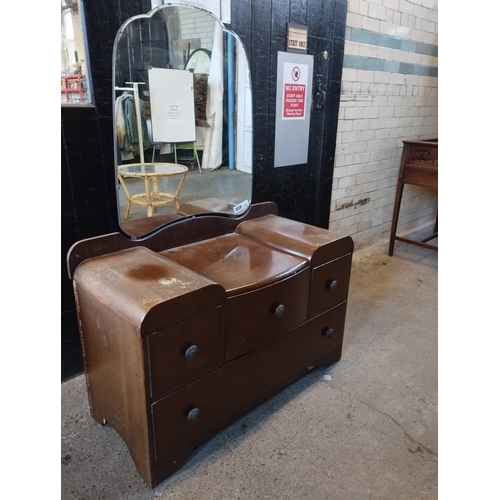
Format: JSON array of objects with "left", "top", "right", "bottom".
[
  {"left": 226, "top": 267, "right": 310, "bottom": 359},
  {"left": 151, "top": 301, "right": 347, "bottom": 460},
  {"left": 147, "top": 306, "right": 226, "bottom": 401},
  {"left": 309, "top": 254, "right": 352, "bottom": 318},
  {"left": 406, "top": 142, "right": 438, "bottom": 164}
]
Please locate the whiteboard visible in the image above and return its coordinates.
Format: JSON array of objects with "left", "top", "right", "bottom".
[{"left": 148, "top": 68, "right": 196, "bottom": 143}]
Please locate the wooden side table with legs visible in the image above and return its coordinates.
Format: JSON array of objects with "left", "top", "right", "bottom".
[{"left": 388, "top": 138, "right": 438, "bottom": 256}]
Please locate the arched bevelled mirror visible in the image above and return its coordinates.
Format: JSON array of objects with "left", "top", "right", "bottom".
[{"left": 113, "top": 4, "right": 253, "bottom": 239}]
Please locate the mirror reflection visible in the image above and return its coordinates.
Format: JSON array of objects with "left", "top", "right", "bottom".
[
  {"left": 113, "top": 4, "right": 253, "bottom": 238},
  {"left": 61, "top": 0, "right": 93, "bottom": 105}
]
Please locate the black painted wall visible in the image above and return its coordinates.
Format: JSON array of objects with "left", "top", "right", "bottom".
[
  {"left": 61, "top": 0, "right": 347, "bottom": 381},
  {"left": 61, "top": 0, "right": 151, "bottom": 380},
  {"left": 229, "top": 0, "right": 347, "bottom": 227}
]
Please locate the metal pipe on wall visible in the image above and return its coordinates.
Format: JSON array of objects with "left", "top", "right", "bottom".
[{"left": 227, "top": 33, "right": 235, "bottom": 170}]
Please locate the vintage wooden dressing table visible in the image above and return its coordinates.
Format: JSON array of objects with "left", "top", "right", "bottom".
[
  {"left": 68, "top": 203, "right": 353, "bottom": 487},
  {"left": 67, "top": 4, "right": 354, "bottom": 488}
]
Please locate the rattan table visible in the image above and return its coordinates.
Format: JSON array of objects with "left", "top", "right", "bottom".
[{"left": 118, "top": 163, "right": 188, "bottom": 219}]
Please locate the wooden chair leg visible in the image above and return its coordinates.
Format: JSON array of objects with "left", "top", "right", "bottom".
[{"left": 388, "top": 182, "right": 404, "bottom": 256}]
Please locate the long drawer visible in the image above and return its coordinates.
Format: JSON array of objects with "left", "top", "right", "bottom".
[{"left": 151, "top": 301, "right": 347, "bottom": 460}]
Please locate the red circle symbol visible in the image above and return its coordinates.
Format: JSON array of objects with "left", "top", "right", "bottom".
[{"left": 292, "top": 66, "right": 300, "bottom": 81}]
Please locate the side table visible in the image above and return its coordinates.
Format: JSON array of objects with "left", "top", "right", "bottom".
[
  {"left": 388, "top": 138, "right": 438, "bottom": 256},
  {"left": 118, "top": 163, "right": 188, "bottom": 219}
]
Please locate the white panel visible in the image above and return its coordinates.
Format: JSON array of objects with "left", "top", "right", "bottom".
[
  {"left": 221, "top": 0, "right": 231, "bottom": 23},
  {"left": 243, "top": 130, "right": 252, "bottom": 169},
  {"left": 244, "top": 87, "right": 252, "bottom": 128},
  {"left": 148, "top": 68, "right": 196, "bottom": 143},
  {"left": 236, "top": 40, "right": 252, "bottom": 174}
]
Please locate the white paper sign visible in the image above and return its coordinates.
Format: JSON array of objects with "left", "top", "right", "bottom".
[{"left": 168, "top": 105, "right": 182, "bottom": 122}]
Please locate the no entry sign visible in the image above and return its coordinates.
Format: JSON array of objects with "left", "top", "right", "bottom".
[
  {"left": 282, "top": 62, "right": 308, "bottom": 119},
  {"left": 274, "top": 52, "right": 313, "bottom": 167}
]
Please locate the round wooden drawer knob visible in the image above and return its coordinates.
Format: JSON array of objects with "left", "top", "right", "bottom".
[
  {"left": 326, "top": 279, "right": 338, "bottom": 291},
  {"left": 272, "top": 303, "right": 285, "bottom": 317},
  {"left": 184, "top": 345, "right": 199, "bottom": 360},
  {"left": 187, "top": 408, "right": 200, "bottom": 422},
  {"left": 323, "top": 327, "right": 334, "bottom": 339}
]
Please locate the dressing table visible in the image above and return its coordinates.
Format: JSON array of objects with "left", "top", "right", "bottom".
[
  {"left": 68, "top": 4, "right": 353, "bottom": 488},
  {"left": 68, "top": 203, "right": 353, "bottom": 487}
]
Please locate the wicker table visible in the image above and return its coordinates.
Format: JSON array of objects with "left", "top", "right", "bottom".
[{"left": 118, "top": 163, "right": 188, "bottom": 219}]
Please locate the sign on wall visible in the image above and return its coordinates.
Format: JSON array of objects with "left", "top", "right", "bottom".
[
  {"left": 287, "top": 23, "right": 308, "bottom": 53},
  {"left": 274, "top": 52, "right": 314, "bottom": 168},
  {"left": 282, "top": 62, "right": 308, "bottom": 119}
]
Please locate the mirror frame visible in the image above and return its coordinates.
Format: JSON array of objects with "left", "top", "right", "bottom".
[{"left": 112, "top": 3, "right": 253, "bottom": 240}]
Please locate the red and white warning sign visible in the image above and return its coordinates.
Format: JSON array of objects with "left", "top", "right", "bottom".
[{"left": 282, "top": 62, "right": 308, "bottom": 119}]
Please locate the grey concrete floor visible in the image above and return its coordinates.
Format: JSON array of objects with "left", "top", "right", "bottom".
[{"left": 61, "top": 228, "right": 438, "bottom": 500}]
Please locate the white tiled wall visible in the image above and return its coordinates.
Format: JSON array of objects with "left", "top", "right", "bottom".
[
  {"left": 330, "top": 0, "right": 438, "bottom": 249},
  {"left": 178, "top": 8, "right": 216, "bottom": 49}
]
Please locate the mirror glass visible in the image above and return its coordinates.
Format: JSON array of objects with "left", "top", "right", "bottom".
[
  {"left": 113, "top": 4, "right": 253, "bottom": 238},
  {"left": 61, "top": 0, "right": 93, "bottom": 105}
]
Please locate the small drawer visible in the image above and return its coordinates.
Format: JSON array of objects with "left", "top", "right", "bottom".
[
  {"left": 309, "top": 254, "right": 352, "bottom": 318},
  {"left": 407, "top": 143, "right": 438, "bottom": 164},
  {"left": 147, "top": 306, "right": 226, "bottom": 401},
  {"left": 289, "top": 300, "right": 347, "bottom": 366},
  {"left": 226, "top": 267, "right": 309, "bottom": 359}
]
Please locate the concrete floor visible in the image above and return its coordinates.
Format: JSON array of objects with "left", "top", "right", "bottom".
[{"left": 61, "top": 228, "right": 438, "bottom": 500}]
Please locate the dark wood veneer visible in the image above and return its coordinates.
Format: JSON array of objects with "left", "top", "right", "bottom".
[{"left": 69, "top": 206, "right": 353, "bottom": 487}]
